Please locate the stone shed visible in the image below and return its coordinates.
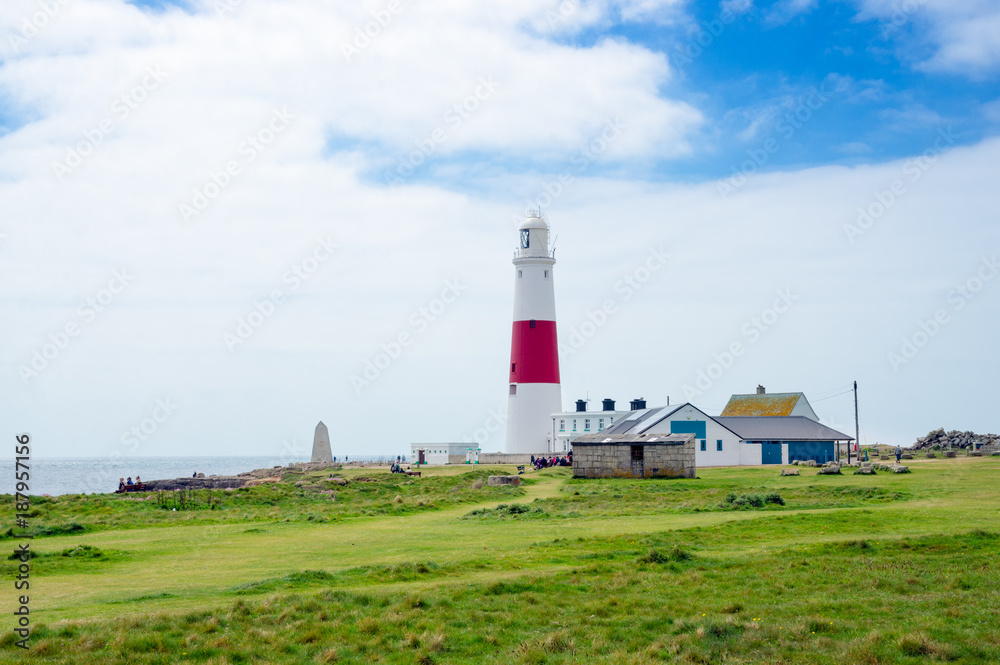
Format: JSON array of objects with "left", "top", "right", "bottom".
[{"left": 571, "top": 432, "right": 696, "bottom": 479}]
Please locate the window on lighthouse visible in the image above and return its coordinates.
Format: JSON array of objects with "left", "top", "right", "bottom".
[{"left": 509, "top": 385, "right": 516, "bottom": 395}]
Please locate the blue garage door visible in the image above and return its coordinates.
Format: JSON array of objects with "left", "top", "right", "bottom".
[
  {"left": 761, "top": 442, "right": 782, "bottom": 464},
  {"left": 787, "top": 441, "right": 835, "bottom": 464}
]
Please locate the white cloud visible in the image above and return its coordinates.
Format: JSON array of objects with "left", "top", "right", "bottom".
[
  {"left": 0, "top": 0, "right": 997, "bottom": 459},
  {"left": 854, "top": 0, "right": 1000, "bottom": 74}
]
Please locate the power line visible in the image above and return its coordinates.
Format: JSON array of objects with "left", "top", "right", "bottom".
[{"left": 812, "top": 389, "right": 853, "bottom": 403}]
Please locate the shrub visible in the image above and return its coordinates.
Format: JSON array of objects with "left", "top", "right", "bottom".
[{"left": 637, "top": 545, "right": 691, "bottom": 564}]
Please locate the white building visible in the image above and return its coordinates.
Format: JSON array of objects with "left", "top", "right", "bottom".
[
  {"left": 549, "top": 398, "right": 638, "bottom": 453},
  {"left": 409, "top": 442, "right": 478, "bottom": 466}
]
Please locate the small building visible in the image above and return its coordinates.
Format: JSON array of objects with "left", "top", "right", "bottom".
[
  {"left": 409, "top": 442, "right": 478, "bottom": 465},
  {"left": 571, "top": 431, "right": 695, "bottom": 478},
  {"left": 714, "top": 416, "right": 851, "bottom": 465},
  {"left": 720, "top": 386, "right": 819, "bottom": 420}
]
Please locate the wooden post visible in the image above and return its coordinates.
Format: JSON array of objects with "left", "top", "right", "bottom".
[{"left": 853, "top": 380, "right": 860, "bottom": 465}]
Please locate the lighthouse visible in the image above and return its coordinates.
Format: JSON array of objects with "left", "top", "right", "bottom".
[{"left": 505, "top": 211, "right": 562, "bottom": 454}]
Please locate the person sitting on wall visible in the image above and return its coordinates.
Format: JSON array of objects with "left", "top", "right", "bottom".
[{"left": 118, "top": 477, "right": 126, "bottom": 492}]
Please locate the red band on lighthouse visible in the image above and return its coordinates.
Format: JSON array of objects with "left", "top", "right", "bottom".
[{"left": 509, "top": 320, "right": 560, "bottom": 384}]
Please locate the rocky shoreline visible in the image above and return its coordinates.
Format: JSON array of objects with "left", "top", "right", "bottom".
[{"left": 131, "top": 461, "right": 344, "bottom": 492}]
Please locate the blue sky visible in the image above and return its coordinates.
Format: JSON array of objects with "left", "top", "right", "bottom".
[{"left": 1, "top": 0, "right": 998, "bottom": 462}]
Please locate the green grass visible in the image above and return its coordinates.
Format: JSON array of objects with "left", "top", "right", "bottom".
[{"left": 3, "top": 458, "right": 1000, "bottom": 663}]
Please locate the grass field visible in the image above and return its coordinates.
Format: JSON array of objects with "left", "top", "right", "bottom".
[{"left": 3, "top": 457, "right": 1000, "bottom": 664}]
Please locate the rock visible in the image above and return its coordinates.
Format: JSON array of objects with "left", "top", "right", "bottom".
[
  {"left": 805, "top": 460, "right": 817, "bottom": 468},
  {"left": 925, "top": 452, "right": 936, "bottom": 458},
  {"left": 487, "top": 475, "right": 520, "bottom": 487},
  {"left": 854, "top": 467, "right": 876, "bottom": 475},
  {"left": 969, "top": 451, "right": 983, "bottom": 457},
  {"left": 901, "top": 454, "right": 913, "bottom": 460},
  {"left": 780, "top": 469, "right": 799, "bottom": 476},
  {"left": 143, "top": 476, "right": 247, "bottom": 491},
  {"left": 943, "top": 451, "right": 956, "bottom": 458},
  {"left": 817, "top": 465, "right": 841, "bottom": 475},
  {"left": 892, "top": 465, "right": 910, "bottom": 474}
]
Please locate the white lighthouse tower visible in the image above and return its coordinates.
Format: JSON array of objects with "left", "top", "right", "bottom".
[{"left": 505, "top": 211, "right": 562, "bottom": 454}]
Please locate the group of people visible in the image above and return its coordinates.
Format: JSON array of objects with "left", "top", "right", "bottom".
[
  {"left": 530, "top": 454, "right": 571, "bottom": 470},
  {"left": 117, "top": 476, "right": 143, "bottom": 492},
  {"left": 390, "top": 463, "right": 411, "bottom": 474}
]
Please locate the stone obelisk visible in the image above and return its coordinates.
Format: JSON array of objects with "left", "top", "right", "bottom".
[{"left": 311, "top": 421, "right": 332, "bottom": 462}]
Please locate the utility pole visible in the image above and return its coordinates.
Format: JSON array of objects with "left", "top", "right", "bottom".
[{"left": 852, "top": 380, "right": 860, "bottom": 464}]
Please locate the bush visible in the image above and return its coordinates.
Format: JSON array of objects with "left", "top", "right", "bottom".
[
  {"left": 724, "top": 492, "right": 783, "bottom": 509},
  {"left": 637, "top": 545, "right": 691, "bottom": 564}
]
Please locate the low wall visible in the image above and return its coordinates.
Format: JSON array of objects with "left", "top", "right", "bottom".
[{"left": 477, "top": 453, "right": 535, "bottom": 465}]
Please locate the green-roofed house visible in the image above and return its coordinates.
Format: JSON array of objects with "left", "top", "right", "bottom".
[{"left": 720, "top": 385, "right": 819, "bottom": 421}]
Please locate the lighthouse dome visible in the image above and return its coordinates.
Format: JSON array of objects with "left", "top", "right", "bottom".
[{"left": 519, "top": 214, "right": 548, "bottom": 231}]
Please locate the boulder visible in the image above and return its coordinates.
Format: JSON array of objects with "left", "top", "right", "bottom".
[
  {"left": 925, "top": 452, "right": 936, "bottom": 459},
  {"left": 805, "top": 460, "right": 817, "bottom": 468},
  {"left": 780, "top": 468, "right": 799, "bottom": 476},
  {"left": 892, "top": 465, "right": 910, "bottom": 474},
  {"left": 901, "top": 454, "right": 913, "bottom": 460},
  {"left": 817, "top": 465, "right": 842, "bottom": 475},
  {"left": 943, "top": 451, "right": 957, "bottom": 458},
  {"left": 487, "top": 475, "right": 520, "bottom": 487},
  {"left": 854, "top": 467, "right": 876, "bottom": 475}
]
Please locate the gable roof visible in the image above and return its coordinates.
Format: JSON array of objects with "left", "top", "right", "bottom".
[
  {"left": 715, "top": 416, "right": 853, "bottom": 441},
  {"left": 720, "top": 392, "right": 816, "bottom": 419},
  {"left": 595, "top": 403, "right": 744, "bottom": 440}
]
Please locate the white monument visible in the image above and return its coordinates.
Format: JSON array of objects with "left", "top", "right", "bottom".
[{"left": 311, "top": 421, "right": 333, "bottom": 462}]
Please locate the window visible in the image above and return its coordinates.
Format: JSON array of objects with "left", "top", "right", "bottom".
[
  {"left": 511, "top": 363, "right": 515, "bottom": 373},
  {"left": 700, "top": 440, "right": 707, "bottom": 451},
  {"left": 598, "top": 418, "right": 604, "bottom": 429},
  {"left": 584, "top": 419, "right": 590, "bottom": 431},
  {"left": 518, "top": 270, "right": 522, "bottom": 278},
  {"left": 559, "top": 419, "right": 565, "bottom": 431},
  {"left": 572, "top": 419, "right": 577, "bottom": 431},
  {"left": 544, "top": 270, "right": 549, "bottom": 278},
  {"left": 509, "top": 385, "right": 516, "bottom": 395},
  {"left": 717, "top": 440, "right": 723, "bottom": 451},
  {"left": 529, "top": 320, "right": 536, "bottom": 328}
]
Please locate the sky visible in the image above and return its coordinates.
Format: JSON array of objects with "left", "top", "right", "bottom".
[{"left": 2, "top": 0, "right": 998, "bottom": 460}]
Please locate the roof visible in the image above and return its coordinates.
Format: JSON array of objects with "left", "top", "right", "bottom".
[
  {"left": 715, "top": 416, "right": 853, "bottom": 441},
  {"left": 599, "top": 404, "right": 685, "bottom": 436},
  {"left": 572, "top": 432, "right": 695, "bottom": 446},
  {"left": 720, "top": 393, "right": 806, "bottom": 417}
]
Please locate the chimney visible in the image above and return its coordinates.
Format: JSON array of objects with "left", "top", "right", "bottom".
[
  {"left": 629, "top": 398, "right": 646, "bottom": 410},
  {"left": 601, "top": 398, "right": 615, "bottom": 412},
  {"left": 575, "top": 399, "right": 587, "bottom": 413},
  {"left": 756, "top": 385, "right": 766, "bottom": 395}
]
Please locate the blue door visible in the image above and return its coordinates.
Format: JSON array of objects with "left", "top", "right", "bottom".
[{"left": 761, "top": 442, "right": 782, "bottom": 464}]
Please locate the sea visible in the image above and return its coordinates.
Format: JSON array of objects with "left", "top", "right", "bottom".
[{"left": 2, "top": 456, "right": 311, "bottom": 497}]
